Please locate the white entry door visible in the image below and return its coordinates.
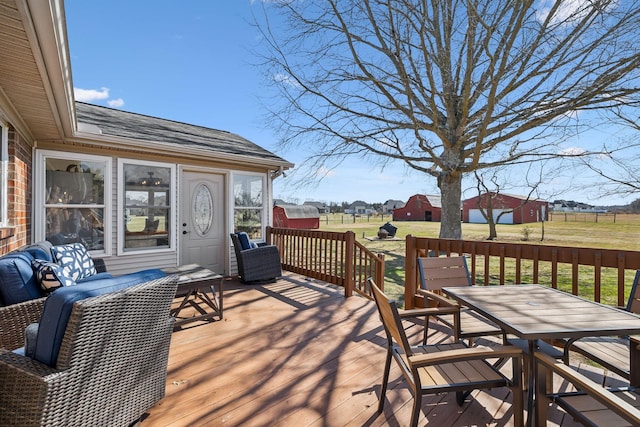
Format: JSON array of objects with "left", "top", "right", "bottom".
[{"left": 180, "top": 171, "right": 225, "bottom": 273}]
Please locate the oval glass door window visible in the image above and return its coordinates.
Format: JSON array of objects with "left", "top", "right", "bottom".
[{"left": 192, "top": 183, "right": 213, "bottom": 236}]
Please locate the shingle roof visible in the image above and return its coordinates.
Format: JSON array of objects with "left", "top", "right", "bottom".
[
  {"left": 74, "top": 102, "right": 291, "bottom": 166},
  {"left": 276, "top": 204, "right": 320, "bottom": 219}
]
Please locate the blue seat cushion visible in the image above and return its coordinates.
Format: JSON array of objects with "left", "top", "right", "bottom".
[
  {"left": 33, "top": 268, "right": 167, "bottom": 367},
  {"left": 77, "top": 271, "right": 112, "bottom": 283},
  {"left": 237, "top": 232, "right": 252, "bottom": 250},
  {"left": 0, "top": 252, "right": 42, "bottom": 306}
]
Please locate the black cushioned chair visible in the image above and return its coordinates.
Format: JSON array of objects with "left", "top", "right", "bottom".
[{"left": 230, "top": 233, "right": 282, "bottom": 283}]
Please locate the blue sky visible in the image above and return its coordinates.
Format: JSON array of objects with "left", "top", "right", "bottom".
[{"left": 65, "top": 1, "right": 636, "bottom": 206}]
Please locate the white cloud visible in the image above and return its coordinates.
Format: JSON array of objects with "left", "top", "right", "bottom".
[
  {"left": 74, "top": 87, "right": 125, "bottom": 109},
  {"left": 536, "top": 0, "right": 619, "bottom": 27},
  {"left": 558, "top": 146, "right": 586, "bottom": 156},
  {"left": 273, "top": 73, "right": 301, "bottom": 88},
  {"left": 107, "top": 98, "right": 125, "bottom": 108},
  {"left": 74, "top": 87, "right": 110, "bottom": 102}
]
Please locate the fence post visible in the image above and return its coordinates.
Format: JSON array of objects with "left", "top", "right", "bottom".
[
  {"left": 404, "top": 235, "right": 417, "bottom": 309},
  {"left": 344, "top": 231, "right": 355, "bottom": 297}
]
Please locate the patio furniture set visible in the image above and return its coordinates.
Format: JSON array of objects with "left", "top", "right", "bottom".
[
  {"left": 4, "top": 233, "right": 638, "bottom": 426},
  {"left": 369, "top": 255, "right": 640, "bottom": 426},
  {"left": 0, "top": 240, "right": 226, "bottom": 425}
]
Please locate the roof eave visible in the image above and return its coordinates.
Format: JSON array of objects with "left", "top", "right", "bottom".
[
  {"left": 20, "top": 0, "right": 76, "bottom": 138},
  {"left": 69, "top": 132, "right": 294, "bottom": 170}
]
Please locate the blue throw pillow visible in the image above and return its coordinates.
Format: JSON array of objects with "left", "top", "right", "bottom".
[
  {"left": 31, "top": 259, "right": 75, "bottom": 292},
  {"left": 237, "top": 232, "right": 252, "bottom": 250},
  {"left": 51, "top": 243, "right": 97, "bottom": 281}
]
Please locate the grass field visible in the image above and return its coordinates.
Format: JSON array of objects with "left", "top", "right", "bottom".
[{"left": 318, "top": 213, "right": 640, "bottom": 306}]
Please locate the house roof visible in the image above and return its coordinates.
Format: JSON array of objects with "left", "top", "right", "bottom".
[
  {"left": 303, "top": 201, "right": 328, "bottom": 208},
  {"left": 74, "top": 102, "right": 292, "bottom": 168},
  {"left": 407, "top": 194, "right": 442, "bottom": 208},
  {"left": 275, "top": 204, "right": 320, "bottom": 219},
  {"left": 0, "top": 1, "right": 292, "bottom": 170},
  {"left": 464, "top": 193, "right": 547, "bottom": 203},
  {"left": 424, "top": 194, "right": 442, "bottom": 208}
]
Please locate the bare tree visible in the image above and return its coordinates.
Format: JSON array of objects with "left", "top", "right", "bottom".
[
  {"left": 256, "top": 0, "right": 640, "bottom": 238},
  {"left": 581, "top": 111, "right": 640, "bottom": 198}
]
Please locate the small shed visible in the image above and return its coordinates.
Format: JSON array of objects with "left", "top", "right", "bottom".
[
  {"left": 392, "top": 194, "right": 442, "bottom": 221},
  {"left": 463, "top": 193, "right": 548, "bottom": 224},
  {"left": 273, "top": 204, "right": 320, "bottom": 229}
]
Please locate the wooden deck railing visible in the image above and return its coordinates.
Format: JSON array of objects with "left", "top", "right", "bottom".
[
  {"left": 266, "top": 227, "right": 385, "bottom": 298},
  {"left": 404, "top": 236, "right": 640, "bottom": 309}
]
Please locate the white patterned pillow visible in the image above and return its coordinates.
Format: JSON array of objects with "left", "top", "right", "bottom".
[
  {"left": 51, "top": 243, "right": 97, "bottom": 281},
  {"left": 31, "top": 259, "right": 75, "bottom": 292}
]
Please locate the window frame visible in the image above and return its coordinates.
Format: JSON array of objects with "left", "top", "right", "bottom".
[
  {"left": 35, "top": 150, "right": 112, "bottom": 255},
  {"left": 0, "top": 123, "right": 7, "bottom": 227},
  {"left": 232, "top": 172, "right": 268, "bottom": 240},
  {"left": 117, "top": 158, "right": 176, "bottom": 256}
]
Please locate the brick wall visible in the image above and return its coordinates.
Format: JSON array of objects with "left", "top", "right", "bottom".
[{"left": 1, "top": 125, "right": 32, "bottom": 254}]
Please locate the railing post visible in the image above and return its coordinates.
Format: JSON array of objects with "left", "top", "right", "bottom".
[
  {"left": 405, "top": 234, "right": 416, "bottom": 309},
  {"left": 344, "top": 231, "right": 355, "bottom": 297},
  {"left": 376, "top": 253, "right": 385, "bottom": 291}
]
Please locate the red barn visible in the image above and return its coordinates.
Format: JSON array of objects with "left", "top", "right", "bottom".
[
  {"left": 273, "top": 204, "right": 320, "bottom": 229},
  {"left": 392, "top": 194, "right": 442, "bottom": 221},
  {"left": 463, "top": 193, "right": 548, "bottom": 224}
]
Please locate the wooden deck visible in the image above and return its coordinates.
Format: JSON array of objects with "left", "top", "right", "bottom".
[{"left": 141, "top": 272, "right": 627, "bottom": 426}]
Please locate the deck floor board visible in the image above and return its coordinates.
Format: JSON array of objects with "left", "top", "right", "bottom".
[{"left": 142, "top": 272, "right": 621, "bottom": 426}]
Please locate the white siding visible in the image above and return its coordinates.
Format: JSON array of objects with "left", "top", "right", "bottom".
[{"left": 468, "top": 209, "right": 514, "bottom": 224}]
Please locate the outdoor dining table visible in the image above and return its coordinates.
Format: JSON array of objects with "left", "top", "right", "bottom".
[{"left": 442, "top": 284, "right": 640, "bottom": 427}]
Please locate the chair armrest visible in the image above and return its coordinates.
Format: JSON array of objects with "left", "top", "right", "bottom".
[
  {"left": 399, "top": 306, "right": 459, "bottom": 318},
  {"left": 535, "top": 351, "right": 640, "bottom": 425},
  {"left": 93, "top": 257, "right": 107, "bottom": 273},
  {"left": 408, "top": 344, "right": 522, "bottom": 367},
  {"left": 0, "top": 349, "right": 60, "bottom": 411},
  {"left": 0, "top": 348, "right": 58, "bottom": 376},
  {"left": 417, "top": 289, "right": 460, "bottom": 307},
  {"left": 0, "top": 298, "right": 46, "bottom": 350}
]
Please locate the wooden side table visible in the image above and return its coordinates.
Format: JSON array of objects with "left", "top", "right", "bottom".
[{"left": 163, "top": 264, "right": 223, "bottom": 329}]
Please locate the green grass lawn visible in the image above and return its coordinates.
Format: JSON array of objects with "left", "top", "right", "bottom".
[{"left": 318, "top": 213, "right": 640, "bottom": 306}]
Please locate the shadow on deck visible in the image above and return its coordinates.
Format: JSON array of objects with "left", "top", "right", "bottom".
[{"left": 141, "top": 272, "right": 622, "bottom": 426}]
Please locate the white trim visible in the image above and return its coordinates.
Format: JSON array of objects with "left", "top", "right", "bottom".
[
  {"left": 35, "top": 150, "right": 112, "bottom": 255},
  {"left": 177, "top": 164, "right": 230, "bottom": 266},
  {"left": 0, "top": 124, "right": 8, "bottom": 226},
  {"left": 231, "top": 171, "right": 269, "bottom": 240},
  {"left": 117, "top": 158, "right": 176, "bottom": 256}
]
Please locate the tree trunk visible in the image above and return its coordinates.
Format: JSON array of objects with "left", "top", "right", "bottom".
[
  {"left": 438, "top": 172, "right": 463, "bottom": 239},
  {"left": 488, "top": 218, "right": 497, "bottom": 240}
]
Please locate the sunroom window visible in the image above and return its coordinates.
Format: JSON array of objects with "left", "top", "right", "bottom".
[
  {"left": 120, "top": 160, "right": 173, "bottom": 253},
  {"left": 233, "top": 173, "right": 265, "bottom": 239},
  {"left": 40, "top": 152, "right": 109, "bottom": 252}
]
